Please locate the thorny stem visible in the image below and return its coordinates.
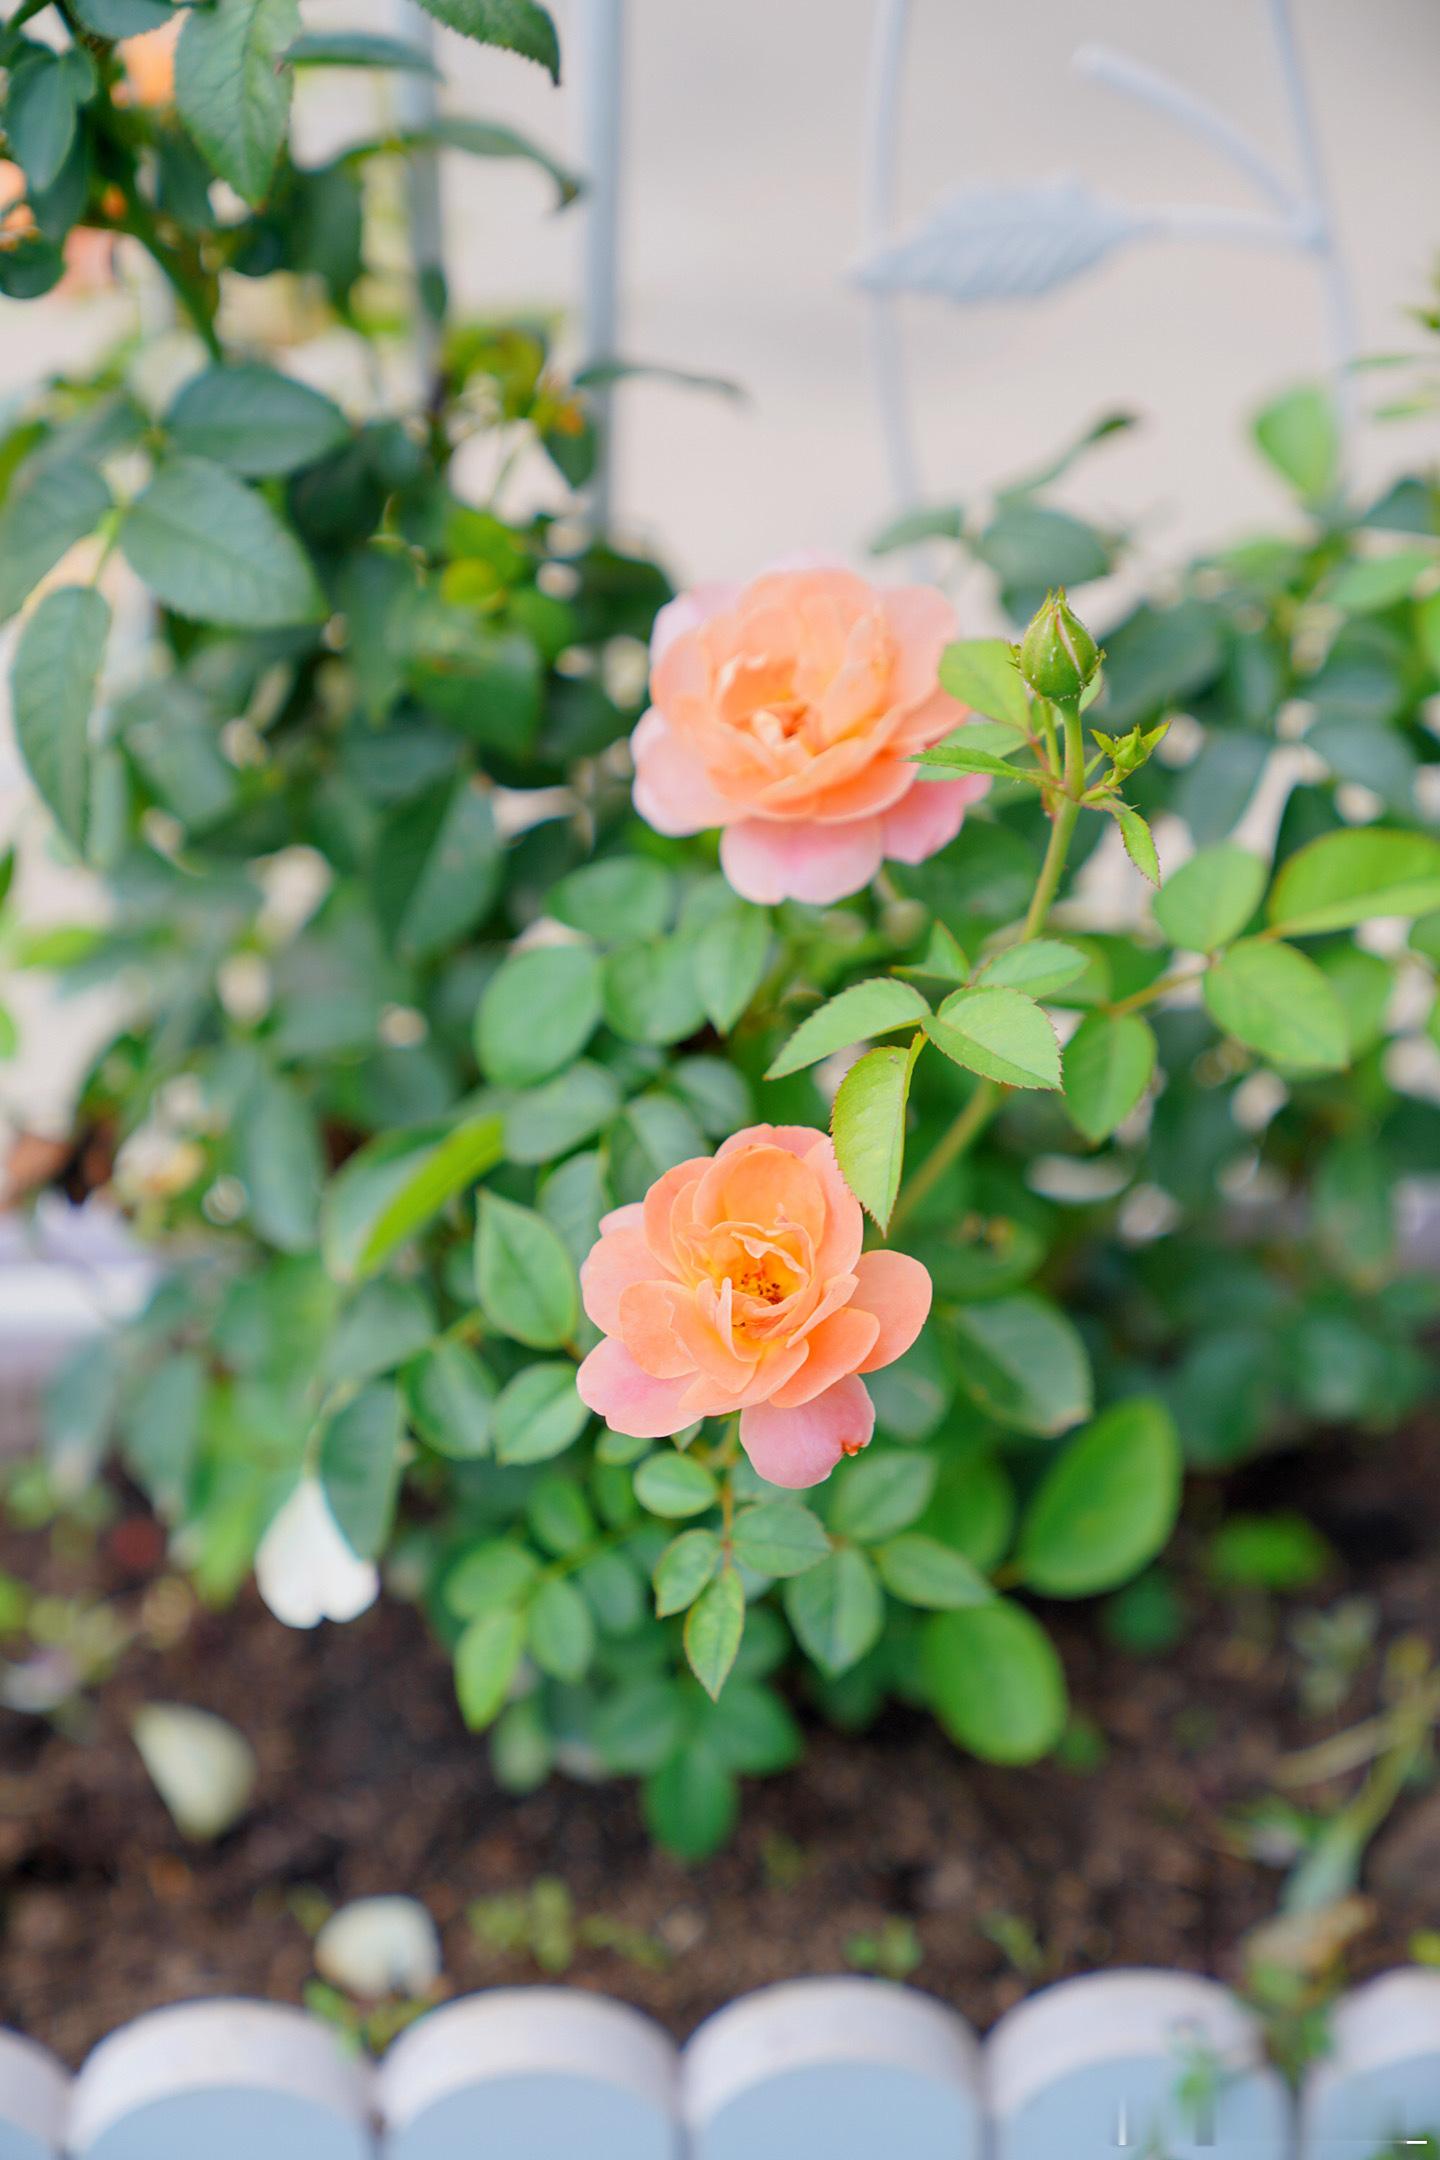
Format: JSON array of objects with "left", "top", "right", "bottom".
[{"left": 890, "top": 702, "right": 1087, "bottom": 1237}]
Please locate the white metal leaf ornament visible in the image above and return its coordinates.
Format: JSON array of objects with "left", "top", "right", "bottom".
[{"left": 856, "top": 178, "right": 1147, "bottom": 305}]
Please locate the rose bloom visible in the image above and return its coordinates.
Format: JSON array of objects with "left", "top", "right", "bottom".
[
  {"left": 577, "top": 1124, "right": 932, "bottom": 1488},
  {"left": 631, "top": 564, "right": 986, "bottom": 906},
  {"left": 0, "top": 162, "right": 115, "bottom": 294}
]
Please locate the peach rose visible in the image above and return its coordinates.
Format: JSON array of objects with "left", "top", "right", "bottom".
[
  {"left": 576, "top": 1123, "right": 932, "bottom": 1488},
  {"left": 118, "top": 17, "right": 181, "bottom": 107},
  {"left": 631, "top": 564, "right": 987, "bottom": 906}
]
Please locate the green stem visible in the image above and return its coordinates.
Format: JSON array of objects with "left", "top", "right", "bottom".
[
  {"left": 100, "top": 139, "right": 223, "bottom": 360},
  {"left": 890, "top": 701, "right": 1087, "bottom": 1236}
]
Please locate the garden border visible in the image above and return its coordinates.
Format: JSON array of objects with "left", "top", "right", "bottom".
[{"left": 2, "top": 1967, "right": 1438, "bottom": 2155}]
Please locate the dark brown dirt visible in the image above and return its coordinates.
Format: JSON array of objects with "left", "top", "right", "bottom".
[{"left": 3, "top": 1420, "right": 1440, "bottom": 2065}]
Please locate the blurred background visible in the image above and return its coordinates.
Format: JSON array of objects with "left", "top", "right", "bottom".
[{"left": 1, "top": 0, "right": 1438, "bottom": 1138}]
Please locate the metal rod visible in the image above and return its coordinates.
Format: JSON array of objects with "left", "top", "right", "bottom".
[
  {"left": 1266, "top": 0, "right": 1360, "bottom": 472},
  {"left": 1073, "top": 43, "right": 1301, "bottom": 216},
  {"left": 575, "top": 0, "right": 626, "bottom": 532},
  {"left": 388, "top": 0, "right": 444, "bottom": 386},
  {"left": 861, "top": 0, "right": 923, "bottom": 521}
]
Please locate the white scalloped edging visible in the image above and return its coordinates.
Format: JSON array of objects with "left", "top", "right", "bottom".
[{"left": 5, "top": 1969, "right": 1440, "bottom": 2156}]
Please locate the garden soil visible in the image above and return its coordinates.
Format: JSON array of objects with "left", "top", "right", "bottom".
[{"left": 3, "top": 1418, "right": 1440, "bottom": 2063}]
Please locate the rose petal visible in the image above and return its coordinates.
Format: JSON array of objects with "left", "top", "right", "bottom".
[
  {"left": 650, "top": 582, "right": 742, "bottom": 663},
  {"left": 255, "top": 1478, "right": 379, "bottom": 1631},
  {"left": 631, "top": 707, "right": 732, "bottom": 836},
  {"left": 617, "top": 1279, "right": 702, "bottom": 1379},
  {"left": 880, "top": 775, "right": 987, "bottom": 865},
  {"left": 851, "top": 1249, "right": 934, "bottom": 1372},
  {"left": 580, "top": 1224, "right": 663, "bottom": 1336},
  {"left": 577, "top": 1337, "right": 697, "bottom": 1439},
  {"left": 720, "top": 815, "right": 886, "bottom": 906},
  {"left": 769, "top": 1305, "right": 881, "bottom": 1407},
  {"left": 739, "top": 1374, "right": 876, "bottom": 1489}
]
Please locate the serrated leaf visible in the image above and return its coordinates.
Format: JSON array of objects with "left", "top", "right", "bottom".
[
  {"left": 1267, "top": 828, "right": 1440, "bottom": 937},
  {"left": 730, "top": 1500, "right": 830, "bottom": 1578},
  {"left": 475, "top": 1192, "right": 579, "bottom": 1349},
  {"left": 120, "top": 457, "right": 325, "bottom": 628},
  {"left": 0, "top": 459, "right": 112, "bottom": 625},
  {"left": 766, "top": 977, "right": 928, "bottom": 1079},
  {"left": 455, "top": 1608, "right": 525, "bottom": 1730},
  {"left": 1110, "top": 800, "right": 1160, "bottom": 885},
  {"left": 1153, "top": 843, "right": 1267, "bottom": 952},
  {"left": 493, "top": 1362, "right": 588, "bottom": 1465},
  {"left": 926, "top": 985, "right": 1061, "bottom": 1090},
  {"left": 634, "top": 1450, "right": 718, "bottom": 1519},
  {"left": 977, "top": 939, "right": 1088, "bottom": 998},
  {"left": 936, "top": 638, "right": 1032, "bottom": 727},
  {"left": 286, "top": 29, "right": 441, "bottom": 72},
  {"left": 167, "top": 364, "right": 350, "bottom": 477},
  {"left": 11, "top": 585, "right": 108, "bottom": 854},
  {"left": 783, "top": 1547, "right": 883, "bottom": 1677},
  {"left": 1203, "top": 938, "right": 1349, "bottom": 1074},
  {"left": 1017, "top": 1397, "right": 1182, "bottom": 1597},
  {"left": 830, "top": 1451, "right": 936, "bottom": 1543},
  {"left": 528, "top": 1575, "right": 594, "bottom": 1683},
  {"left": 684, "top": 1566, "right": 745, "bottom": 1700},
  {"left": 921, "top": 1600, "right": 1067, "bottom": 1764},
  {"left": 875, "top": 1533, "right": 992, "bottom": 1610},
  {"left": 692, "top": 894, "right": 770, "bottom": 1033},
  {"left": 475, "top": 943, "right": 602, "bottom": 1088},
  {"left": 654, "top": 1529, "right": 721, "bottom": 1616},
  {"left": 830, "top": 1042, "right": 915, "bottom": 1229},
  {"left": 410, "top": 0, "right": 559, "bottom": 78},
  {"left": 950, "top": 1293, "right": 1092, "bottom": 1437},
  {"left": 1062, "top": 1012, "right": 1156, "bottom": 1145},
  {"left": 175, "top": 0, "right": 299, "bottom": 204}
]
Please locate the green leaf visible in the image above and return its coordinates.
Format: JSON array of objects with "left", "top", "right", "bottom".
[
  {"left": 167, "top": 364, "right": 350, "bottom": 477},
  {"left": 654, "top": 1528, "right": 721, "bottom": 1616},
  {"left": 374, "top": 777, "right": 501, "bottom": 962},
  {"left": 235, "top": 1069, "right": 324, "bottom": 1252},
  {"left": 643, "top": 1744, "right": 736, "bottom": 1861},
  {"left": 0, "top": 459, "right": 112, "bottom": 625},
  {"left": 71, "top": 0, "right": 178, "bottom": 34},
  {"left": 1017, "top": 1397, "right": 1182, "bottom": 1597},
  {"left": 603, "top": 936, "right": 707, "bottom": 1046},
  {"left": 936, "top": 638, "right": 1032, "bottom": 727},
  {"left": 528, "top": 1576, "right": 594, "bottom": 1683},
  {"left": 319, "top": 1381, "right": 403, "bottom": 1557},
  {"left": 830, "top": 1042, "right": 916, "bottom": 1229},
  {"left": 549, "top": 857, "right": 673, "bottom": 943},
  {"left": 594, "top": 1677, "right": 687, "bottom": 1774},
  {"left": 875, "top": 1534, "right": 992, "bottom": 1610},
  {"left": 1109, "top": 801, "right": 1160, "bottom": 886},
  {"left": 766, "top": 978, "right": 929, "bottom": 1079},
  {"left": 403, "top": 1341, "right": 494, "bottom": 1460},
  {"left": 684, "top": 1566, "right": 745, "bottom": 1700},
  {"left": 783, "top": 1547, "right": 883, "bottom": 1677},
  {"left": 1153, "top": 843, "right": 1267, "bottom": 952},
  {"left": 527, "top": 1476, "right": 593, "bottom": 1556},
  {"left": 175, "top": 0, "right": 299, "bottom": 202},
  {"left": 324, "top": 1279, "right": 434, "bottom": 1387},
  {"left": 11, "top": 585, "right": 108, "bottom": 854},
  {"left": 323, "top": 1116, "right": 504, "bottom": 1281},
  {"left": 1267, "top": 828, "right": 1440, "bottom": 937},
  {"left": 977, "top": 939, "right": 1088, "bottom": 998},
  {"left": 897, "top": 923, "right": 969, "bottom": 986},
  {"left": 1314, "top": 1135, "right": 1396, "bottom": 1287},
  {"left": 475, "top": 1192, "right": 579, "bottom": 1349},
  {"left": 286, "top": 29, "right": 441, "bottom": 71},
  {"left": 391, "top": 114, "right": 579, "bottom": 208},
  {"left": 476, "top": 943, "right": 602, "bottom": 1087},
  {"left": 1324, "top": 547, "right": 1436, "bottom": 614},
  {"left": 913, "top": 736, "right": 1039, "bottom": 783},
  {"left": 949, "top": 1293, "right": 1092, "bottom": 1437},
  {"left": 493, "top": 1361, "right": 588, "bottom": 1465},
  {"left": 976, "top": 501, "right": 1113, "bottom": 600},
  {"left": 1253, "top": 382, "right": 1340, "bottom": 505},
  {"left": 870, "top": 502, "right": 965, "bottom": 554},
  {"left": 120, "top": 457, "right": 325, "bottom": 628},
  {"left": 455, "top": 1608, "right": 526, "bottom": 1731},
  {"left": 1412, "top": 911, "right": 1440, "bottom": 964},
  {"left": 504, "top": 1062, "right": 620, "bottom": 1167},
  {"left": 445, "top": 1540, "right": 538, "bottom": 1620},
  {"left": 730, "top": 1500, "right": 830, "bottom": 1578},
  {"left": 633, "top": 1450, "right": 718, "bottom": 1519},
  {"left": 692, "top": 892, "right": 770, "bottom": 1033},
  {"left": 1203, "top": 938, "right": 1349, "bottom": 1073},
  {"left": 1061, "top": 1012, "right": 1156, "bottom": 1145},
  {"left": 5, "top": 50, "right": 91, "bottom": 196},
  {"left": 0, "top": 233, "right": 65, "bottom": 300},
  {"left": 703, "top": 1681, "right": 801, "bottom": 1775},
  {"left": 829, "top": 1451, "right": 936, "bottom": 1543},
  {"left": 926, "top": 986, "right": 1061, "bottom": 1091},
  {"left": 922, "top": 1600, "right": 1067, "bottom": 1764},
  {"left": 409, "top": 0, "right": 559, "bottom": 79}
]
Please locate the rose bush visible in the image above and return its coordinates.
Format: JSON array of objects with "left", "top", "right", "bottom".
[{"left": 3, "top": 2, "right": 1439, "bottom": 1857}]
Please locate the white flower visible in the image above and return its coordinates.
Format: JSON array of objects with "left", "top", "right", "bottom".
[
  {"left": 315, "top": 1897, "right": 442, "bottom": 2000},
  {"left": 255, "top": 1477, "right": 379, "bottom": 1630}
]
